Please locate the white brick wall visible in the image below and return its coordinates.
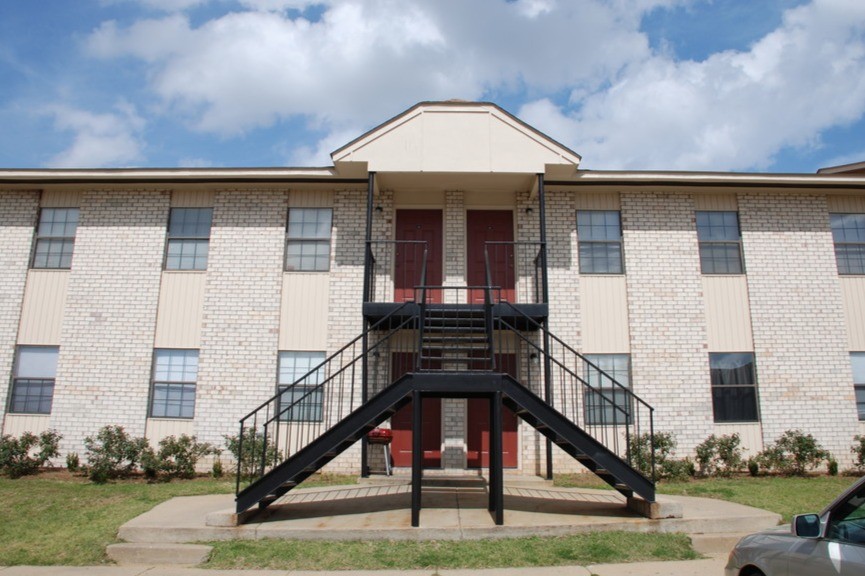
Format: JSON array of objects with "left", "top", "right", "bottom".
[
  {"left": 0, "top": 191, "right": 39, "bottom": 433},
  {"left": 52, "top": 190, "right": 169, "bottom": 455},
  {"left": 740, "top": 192, "right": 858, "bottom": 464},
  {"left": 622, "top": 192, "right": 714, "bottom": 454}
]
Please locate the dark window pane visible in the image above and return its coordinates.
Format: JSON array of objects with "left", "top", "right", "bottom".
[
  {"left": 9, "top": 379, "right": 54, "bottom": 414},
  {"left": 168, "top": 208, "right": 212, "bottom": 238},
  {"left": 166, "top": 239, "right": 209, "bottom": 270},
  {"left": 278, "top": 386, "right": 323, "bottom": 422},
  {"left": 699, "top": 243, "right": 743, "bottom": 274},
  {"left": 583, "top": 354, "right": 631, "bottom": 426},
  {"left": 577, "top": 211, "right": 623, "bottom": 274},
  {"left": 32, "top": 208, "right": 79, "bottom": 269},
  {"left": 710, "top": 352, "right": 758, "bottom": 422},
  {"left": 286, "top": 209, "right": 332, "bottom": 271},
  {"left": 697, "top": 211, "right": 743, "bottom": 274},
  {"left": 831, "top": 214, "right": 865, "bottom": 275},
  {"left": 150, "top": 383, "right": 196, "bottom": 418},
  {"left": 835, "top": 244, "right": 865, "bottom": 275}
]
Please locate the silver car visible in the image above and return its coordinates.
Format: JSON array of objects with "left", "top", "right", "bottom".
[{"left": 725, "top": 475, "right": 865, "bottom": 575}]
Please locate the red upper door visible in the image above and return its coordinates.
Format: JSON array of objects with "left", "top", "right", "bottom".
[
  {"left": 466, "top": 210, "right": 515, "bottom": 303},
  {"left": 394, "top": 210, "right": 443, "bottom": 304}
]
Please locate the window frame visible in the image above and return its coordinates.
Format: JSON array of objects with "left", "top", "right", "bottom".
[
  {"left": 31, "top": 207, "right": 79, "bottom": 270},
  {"left": 709, "top": 352, "right": 760, "bottom": 423},
  {"left": 8, "top": 346, "right": 58, "bottom": 415},
  {"left": 164, "top": 207, "right": 213, "bottom": 271},
  {"left": 277, "top": 351, "right": 326, "bottom": 422},
  {"left": 285, "top": 208, "right": 333, "bottom": 272},
  {"left": 851, "top": 353, "right": 865, "bottom": 422},
  {"left": 149, "top": 349, "right": 199, "bottom": 419},
  {"left": 695, "top": 210, "right": 745, "bottom": 274},
  {"left": 830, "top": 213, "right": 865, "bottom": 275},
  {"left": 576, "top": 210, "right": 624, "bottom": 275},
  {"left": 583, "top": 353, "right": 632, "bottom": 426}
]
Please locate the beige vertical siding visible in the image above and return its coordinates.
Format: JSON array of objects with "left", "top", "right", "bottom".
[
  {"left": 693, "top": 193, "right": 738, "bottom": 211},
  {"left": 2, "top": 414, "right": 51, "bottom": 436},
  {"left": 279, "top": 273, "right": 330, "bottom": 350},
  {"left": 153, "top": 272, "right": 206, "bottom": 348},
  {"left": 827, "top": 196, "right": 865, "bottom": 213},
  {"left": 714, "top": 423, "right": 764, "bottom": 458},
  {"left": 841, "top": 277, "right": 865, "bottom": 350},
  {"left": 145, "top": 418, "right": 195, "bottom": 446},
  {"left": 703, "top": 276, "right": 754, "bottom": 351},
  {"left": 288, "top": 190, "right": 334, "bottom": 207},
  {"left": 171, "top": 190, "right": 215, "bottom": 207},
  {"left": 41, "top": 190, "right": 81, "bottom": 207},
  {"left": 575, "top": 192, "right": 620, "bottom": 210},
  {"left": 580, "top": 276, "right": 630, "bottom": 352},
  {"left": 17, "top": 270, "right": 68, "bottom": 345}
]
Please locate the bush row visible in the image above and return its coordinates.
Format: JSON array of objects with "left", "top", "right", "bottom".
[{"left": 629, "top": 429, "right": 865, "bottom": 481}]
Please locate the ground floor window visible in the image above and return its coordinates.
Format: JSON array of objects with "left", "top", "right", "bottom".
[
  {"left": 710, "top": 352, "right": 759, "bottom": 422},
  {"left": 583, "top": 353, "right": 631, "bottom": 425},
  {"left": 278, "top": 351, "right": 325, "bottom": 422},
  {"left": 9, "top": 346, "right": 58, "bottom": 414},
  {"left": 150, "top": 349, "right": 198, "bottom": 418},
  {"left": 850, "top": 353, "right": 865, "bottom": 421}
]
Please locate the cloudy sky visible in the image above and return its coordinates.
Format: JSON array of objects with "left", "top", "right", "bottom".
[{"left": 1, "top": 0, "right": 864, "bottom": 172}]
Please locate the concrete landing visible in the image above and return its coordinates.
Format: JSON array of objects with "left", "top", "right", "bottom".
[{"left": 118, "top": 477, "right": 780, "bottom": 545}]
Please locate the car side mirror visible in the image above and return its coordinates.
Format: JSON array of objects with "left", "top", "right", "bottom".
[{"left": 793, "top": 514, "right": 821, "bottom": 538}]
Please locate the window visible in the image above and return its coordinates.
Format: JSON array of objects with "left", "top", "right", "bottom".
[
  {"left": 851, "top": 353, "right": 865, "bottom": 421},
  {"left": 577, "top": 210, "right": 623, "bottom": 274},
  {"left": 9, "top": 346, "right": 58, "bottom": 414},
  {"left": 696, "top": 211, "right": 744, "bottom": 274},
  {"left": 710, "top": 352, "right": 759, "bottom": 422},
  {"left": 285, "top": 208, "right": 332, "bottom": 271},
  {"left": 165, "top": 208, "right": 212, "bottom": 270},
  {"left": 278, "top": 351, "right": 325, "bottom": 422},
  {"left": 584, "top": 354, "right": 631, "bottom": 425},
  {"left": 32, "top": 208, "right": 79, "bottom": 269},
  {"left": 831, "top": 214, "right": 865, "bottom": 275},
  {"left": 150, "top": 349, "right": 198, "bottom": 418}
]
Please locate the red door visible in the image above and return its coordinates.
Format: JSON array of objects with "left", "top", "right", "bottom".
[
  {"left": 390, "top": 353, "right": 442, "bottom": 468},
  {"left": 395, "top": 210, "right": 443, "bottom": 303},
  {"left": 467, "top": 211, "right": 515, "bottom": 303},
  {"left": 466, "top": 354, "right": 519, "bottom": 468}
]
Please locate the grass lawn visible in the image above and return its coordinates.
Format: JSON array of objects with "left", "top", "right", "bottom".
[
  {"left": 205, "top": 532, "right": 699, "bottom": 570},
  {"left": 555, "top": 473, "right": 862, "bottom": 522}
]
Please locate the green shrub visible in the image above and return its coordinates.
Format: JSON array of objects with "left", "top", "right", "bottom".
[
  {"left": 224, "top": 428, "right": 281, "bottom": 479},
  {"left": 628, "top": 431, "right": 692, "bottom": 481},
  {"left": 695, "top": 434, "right": 744, "bottom": 477},
  {"left": 83, "top": 425, "right": 149, "bottom": 483},
  {"left": 65, "top": 452, "right": 80, "bottom": 473},
  {"left": 212, "top": 459, "right": 224, "bottom": 478},
  {"left": 0, "top": 430, "right": 61, "bottom": 478},
  {"left": 747, "top": 458, "right": 759, "bottom": 477},
  {"left": 828, "top": 458, "right": 838, "bottom": 476},
  {"left": 150, "top": 435, "right": 219, "bottom": 481},
  {"left": 851, "top": 435, "right": 865, "bottom": 472},
  {"left": 756, "top": 430, "right": 830, "bottom": 476}
]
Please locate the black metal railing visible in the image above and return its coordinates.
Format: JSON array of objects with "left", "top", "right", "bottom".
[
  {"left": 364, "top": 240, "right": 429, "bottom": 303},
  {"left": 483, "top": 241, "right": 546, "bottom": 304},
  {"left": 492, "top": 302, "right": 656, "bottom": 481},
  {"left": 235, "top": 303, "right": 418, "bottom": 494}
]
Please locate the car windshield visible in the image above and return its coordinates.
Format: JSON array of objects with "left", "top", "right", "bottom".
[{"left": 827, "top": 486, "right": 865, "bottom": 544}]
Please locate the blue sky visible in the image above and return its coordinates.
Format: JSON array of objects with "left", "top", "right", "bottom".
[{"left": 1, "top": 0, "right": 864, "bottom": 173}]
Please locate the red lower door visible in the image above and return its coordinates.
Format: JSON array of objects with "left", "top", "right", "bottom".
[
  {"left": 467, "top": 210, "right": 515, "bottom": 303},
  {"left": 390, "top": 353, "right": 442, "bottom": 468},
  {"left": 466, "top": 354, "right": 519, "bottom": 468}
]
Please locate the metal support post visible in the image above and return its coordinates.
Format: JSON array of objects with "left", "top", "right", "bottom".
[{"left": 411, "top": 391, "right": 423, "bottom": 527}]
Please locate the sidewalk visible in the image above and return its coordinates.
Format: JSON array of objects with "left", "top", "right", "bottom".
[{"left": 0, "top": 555, "right": 730, "bottom": 575}]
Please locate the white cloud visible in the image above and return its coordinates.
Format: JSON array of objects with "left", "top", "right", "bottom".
[
  {"left": 522, "top": 0, "right": 865, "bottom": 170},
  {"left": 44, "top": 102, "right": 146, "bottom": 168}
]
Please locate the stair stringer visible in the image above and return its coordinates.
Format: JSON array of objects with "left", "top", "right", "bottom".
[
  {"left": 235, "top": 374, "right": 415, "bottom": 514},
  {"left": 500, "top": 375, "right": 655, "bottom": 503}
]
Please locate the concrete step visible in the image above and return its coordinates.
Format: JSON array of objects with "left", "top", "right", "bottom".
[
  {"left": 106, "top": 543, "right": 212, "bottom": 565},
  {"left": 689, "top": 532, "right": 750, "bottom": 555}
]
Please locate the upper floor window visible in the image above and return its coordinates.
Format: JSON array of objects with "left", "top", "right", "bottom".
[
  {"left": 710, "top": 352, "right": 759, "bottom": 423},
  {"left": 286, "top": 208, "right": 332, "bottom": 271},
  {"left": 32, "top": 208, "right": 79, "bottom": 269},
  {"left": 9, "top": 346, "right": 58, "bottom": 414},
  {"left": 577, "top": 210, "right": 623, "bottom": 274},
  {"left": 583, "top": 353, "right": 631, "bottom": 426},
  {"left": 165, "top": 208, "right": 212, "bottom": 270},
  {"left": 696, "top": 211, "right": 744, "bottom": 274},
  {"left": 831, "top": 214, "right": 865, "bottom": 275},
  {"left": 278, "top": 351, "right": 325, "bottom": 422},
  {"left": 851, "top": 353, "right": 865, "bottom": 421},
  {"left": 150, "top": 349, "right": 198, "bottom": 419}
]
